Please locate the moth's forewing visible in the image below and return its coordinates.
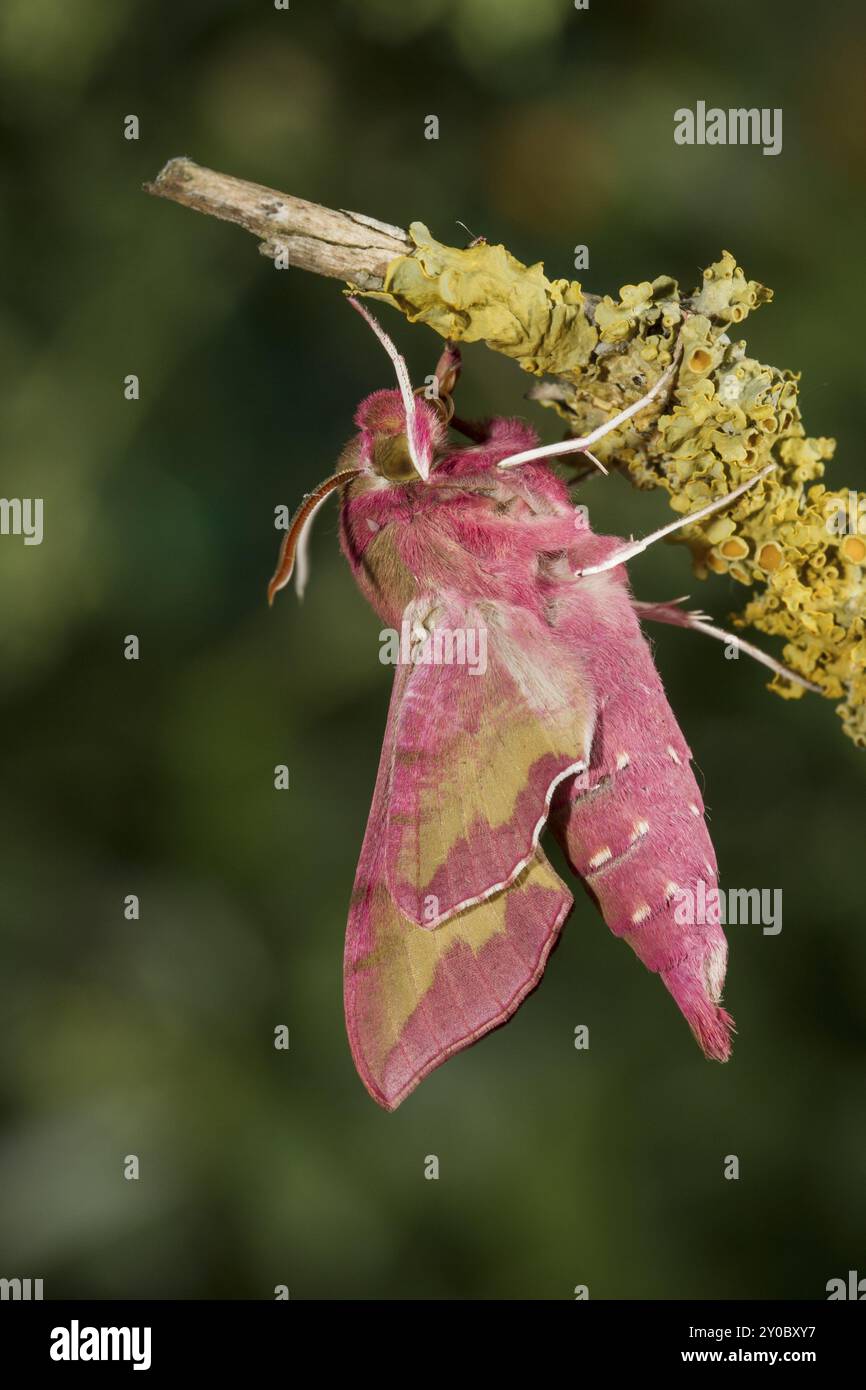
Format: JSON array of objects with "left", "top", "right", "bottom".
[
  {"left": 344, "top": 661, "right": 573, "bottom": 1111},
  {"left": 384, "top": 595, "right": 594, "bottom": 928}
]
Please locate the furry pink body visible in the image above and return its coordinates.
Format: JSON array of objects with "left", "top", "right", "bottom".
[{"left": 334, "top": 392, "right": 732, "bottom": 1107}]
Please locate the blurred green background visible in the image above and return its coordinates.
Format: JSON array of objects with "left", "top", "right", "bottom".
[{"left": 1, "top": 0, "right": 864, "bottom": 1300}]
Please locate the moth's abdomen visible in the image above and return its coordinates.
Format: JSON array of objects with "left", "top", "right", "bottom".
[{"left": 552, "top": 583, "right": 733, "bottom": 1061}]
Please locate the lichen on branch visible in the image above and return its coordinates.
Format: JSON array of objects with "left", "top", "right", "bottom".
[
  {"left": 372, "top": 228, "right": 862, "bottom": 746},
  {"left": 145, "top": 162, "right": 864, "bottom": 746}
]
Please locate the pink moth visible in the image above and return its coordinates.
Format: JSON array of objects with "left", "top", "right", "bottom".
[{"left": 269, "top": 298, "right": 815, "bottom": 1111}]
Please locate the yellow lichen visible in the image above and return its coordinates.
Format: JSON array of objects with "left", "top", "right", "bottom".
[
  {"left": 372, "top": 239, "right": 864, "bottom": 746},
  {"left": 719, "top": 537, "right": 750, "bottom": 560},
  {"left": 840, "top": 536, "right": 866, "bottom": 565},
  {"left": 757, "top": 542, "right": 784, "bottom": 571},
  {"left": 371, "top": 221, "right": 598, "bottom": 376}
]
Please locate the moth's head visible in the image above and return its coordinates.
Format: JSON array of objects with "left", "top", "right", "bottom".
[
  {"left": 267, "top": 299, "right": 456, "bottom": 606},
  {"left": 354, "top": 388, "right": 445, "bottom": 483}
]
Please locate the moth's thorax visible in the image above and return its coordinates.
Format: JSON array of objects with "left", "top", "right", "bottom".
[{"left": 337, "top": 416, "right": 613, "bottom": 626}]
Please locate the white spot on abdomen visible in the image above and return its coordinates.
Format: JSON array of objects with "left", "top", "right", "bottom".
[{"left": 588, "top": 847, "right": 612, "bottom": 870}]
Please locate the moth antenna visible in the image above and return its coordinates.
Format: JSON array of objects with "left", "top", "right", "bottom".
[
  {"left": 347, "top": 296, "right": 431, "bottom": 481},
  {"left": 496, "top": 347, "right": 683, "bottom": 471},
  {"left": 268, "top": 468, "right": 360, "bottom": 606},
  {"left": 633, "top": 598, "right": 822, "bottom": 694},
  {"left": 575, "top": 463, "right": 777, "bottom": 577}
]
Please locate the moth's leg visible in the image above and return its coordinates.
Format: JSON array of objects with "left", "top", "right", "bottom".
[
  {"left": 583, "top": 448, "right": 608, "bottom": 476},
  {"left": 574, "top": 463, "right": 777, "bottom": 577},
  {"left": 496, "top": 350, "right": 682, "bottom": 471},
  {"left": 633, "top": 597, "right": 822, "bottom": 694},
  {"left": 431, "top": 341, "right": 461, "bottom": 400},
  {"left": 415, "top": 341, "right": 460, "bottom": 426}
]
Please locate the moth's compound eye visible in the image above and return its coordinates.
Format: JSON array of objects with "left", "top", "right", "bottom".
[{"left": 372, "top": 432, "right": 418, "bottom": 482}]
